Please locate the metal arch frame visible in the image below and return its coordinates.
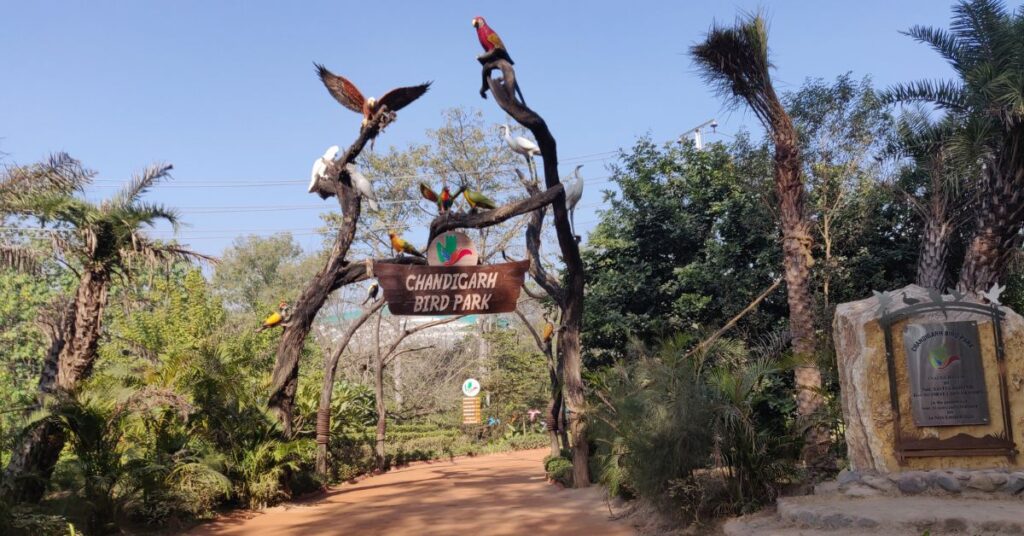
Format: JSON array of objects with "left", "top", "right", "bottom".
[{"left": 878, "top": 296, "right": 1017, "bottom": 464}]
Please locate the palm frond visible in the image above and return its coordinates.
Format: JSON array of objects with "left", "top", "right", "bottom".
[
  {"left": 881, "top": 79, "right": 968, "bottom": 110},
  {"left": 0, "top": 244, "right": 41, "bottom": 274},
  {"left": 104, "top": 163, "right": 173, "bottom": 211},
  {"left": 0, "top": 153, "right": 92, "bottom": 203},
  {"left": 951, "top": 0, "right": 1009, "bottom": 61},
  {"left": 119, "top": 235, "right": 217, "bottom": 275},
  {"left": 690, "top": 12, "right": 776, "bottom": 127},
  {"left": 903, "top": 25, "right": 968, "bottom": 72},
  {"left": 106, "top": 200, "right": 182, "bottom": 234},
  {"left": 5, "top": 190, "right": 94, "bottom": 226}
]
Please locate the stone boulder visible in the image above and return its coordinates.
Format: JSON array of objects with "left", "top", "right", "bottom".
[{"left": 833, "top": 284, "right": 1024, "bottom": 473}]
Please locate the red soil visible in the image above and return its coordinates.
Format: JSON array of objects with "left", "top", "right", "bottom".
[{"left": 188, "top": 448, "right": 635, "bottom": 536}]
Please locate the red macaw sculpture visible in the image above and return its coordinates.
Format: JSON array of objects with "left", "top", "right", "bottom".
[
  {"left": 471, "top": 17, "right": 526, "bottom": 104},
  {"left": 472, "top": 16, "right": 514, "bottom": 64}
]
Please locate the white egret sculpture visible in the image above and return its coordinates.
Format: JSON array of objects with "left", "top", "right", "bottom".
[
  {"left": 564, "top": 164, "right": 584, "bottom": 236},
  {"left": 501, "top": 124, "right": 541, "bottom": 179},
  {"left": 308, "top": 145, "right": 340, "bottom": 193},
  {"left": 345, "top": 163, "right": 379, "bottom": 212}
]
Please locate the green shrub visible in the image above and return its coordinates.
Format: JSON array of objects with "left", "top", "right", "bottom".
[
  {"left": 544, "top": 456, "right": 574, "bottom": 486},
  {"left": 591, "top": 335, "right": 801, "bottom": 522}
]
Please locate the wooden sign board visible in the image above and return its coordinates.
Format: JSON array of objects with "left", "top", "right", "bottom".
[
  {"left": 462, "top": 396, "right": 481, "bottom": 425},
  {"left": 374, "top": 260, "right": 529, "bottom": 316}
]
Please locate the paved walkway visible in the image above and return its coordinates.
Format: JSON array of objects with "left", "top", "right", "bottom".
[{"left": 189, "top": 448, "right": 636, "bottom": 536}]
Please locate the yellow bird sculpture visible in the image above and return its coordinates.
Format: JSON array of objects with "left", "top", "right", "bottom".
[
  {"left": 389, "top": 232, "right": 425, "bottom": 258},
  {"left": 257, "top": 302, "right": 289, "bottom": 332},
  {"left": 541, "top": 321, "right": 555, "bottom": 344}
]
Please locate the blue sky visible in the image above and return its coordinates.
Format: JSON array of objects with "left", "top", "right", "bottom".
[{"left": 1, "top": 1, "right": 959, "bottom": 256}]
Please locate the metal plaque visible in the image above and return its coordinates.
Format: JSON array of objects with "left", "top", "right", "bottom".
[{"left": 902, "top": 321, "right": 990, "bottom": 427}]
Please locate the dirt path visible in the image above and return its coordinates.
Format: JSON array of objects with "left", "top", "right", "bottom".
[{"left": 189, "top": 448, "right": 636, "bottom": 536}]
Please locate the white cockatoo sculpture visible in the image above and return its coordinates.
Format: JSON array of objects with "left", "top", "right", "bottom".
[
  {"left": 308, "top": 145, "right": 340, "bottom": 194},
  {"left": 345, "top": 163, "right": 379, "bottom": 212}
]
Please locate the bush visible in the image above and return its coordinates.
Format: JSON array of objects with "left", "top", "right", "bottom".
[
  {"left": 544, "top": 456, "right": 574, "bottom": 486},
  {"left": 590, "top": 335, "right": 801, "bottom": 523}
]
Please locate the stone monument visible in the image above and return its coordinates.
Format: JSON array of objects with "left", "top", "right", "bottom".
[{"left": 834, "top": 284, "right": 1024, "bottom": 474}]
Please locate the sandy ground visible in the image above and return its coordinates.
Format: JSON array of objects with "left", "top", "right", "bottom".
[{"left": 188, "top": 448, "right": 636, "bottom": 536}]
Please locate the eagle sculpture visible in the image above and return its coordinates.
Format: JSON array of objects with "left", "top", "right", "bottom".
[{"left": 315, "top": 64, "right": 430, "bottom": 131}]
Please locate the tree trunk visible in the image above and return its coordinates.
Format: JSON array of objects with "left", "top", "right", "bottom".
[
  {"left": 0, "top": 420, "right": 66, "bottom": 503},
  {"left": 56, "top": 269, "right": 110, "bottom": 389},
  {"left": 917, "top": 218, "right": 952, "bottom": 290},
  {"left": 483, "top": 60, "right": 589, "bottom": 486},
  {"left": 315, "top": 301, "right": 382, "bottom": 479},
  {"left": 957, "top": 137, "right": 1024, "bottom": 293},
  {"left": 2, "top": 269, "right": 110, "bottom": 503},
  {"left": 547, "top": 388, "right": 564, "bottom": 458},
  {"left": 267, "top": 122, "right": 384, "bottom": 435},
  {"left": 373, "top": 313, "right": 387, "bottom": 472},
  {"left": 268, "top": 212, "right": 358, "bottom": 436},
  {"left": 772, "top": 116, "right": 825, "bottom": 467}
]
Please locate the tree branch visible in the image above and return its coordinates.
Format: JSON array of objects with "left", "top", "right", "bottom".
[
  {"left": 685, "top": 278, "right": 783, "bottom": 358},
  {"left": 516, "top": 168, "right": 564, "bottom": 304},
  {"left": 514, "top": 308, "right": 547, "bottom": 355},
  {"left": 330, "top": 255, "right": 426, "bottom": 292},
  {"left": 381, "top": 315, "right": 468, "bottom": 365},
  {"left": 427, "top": 184, "right": 563, "bottom": 242}
]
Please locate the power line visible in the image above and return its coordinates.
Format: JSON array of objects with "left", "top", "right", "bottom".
[{"left": 83, "top": 154, "right": 620, "bottom": 188}]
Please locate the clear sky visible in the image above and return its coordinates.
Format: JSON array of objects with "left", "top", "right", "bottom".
[{"left": 1, "top": 1, "right": 960, "bottom": 256}]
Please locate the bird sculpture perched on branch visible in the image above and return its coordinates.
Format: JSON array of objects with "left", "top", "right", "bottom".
[
  {"left": 472, "top": 17, "right": 526, "bottom": 104},
  {"left": 389, "top": 232, "right": 424, "bottom": 258},
  {"left": 362, "top": 281, "right": 379, "bottom": 305},
  {"left": 345, "top": 164, "right": 379, "bottom": 212},
  {"left": 308, "top": 146, "right": 340, "bottom": 194},
  {"left": 419, "top": 183, "right": 465, "bottom": 214},
  {"left": 462, "top": 187, "right": 498, "bottom": 213},
  {"left": 257, "top": 302, "right": 289, "bottom": 333},
  {"left": 541, "top": 314, "right": 555, "bottom": 344},
  {"left": 502, "top": 124, "right": 541, "bottom": 180},
  {"left": 472, "top": 16, "right": 514, "bottom": 64},
  {"left": 564, "top": 164, "right": 584, "bottom": 238},
  {"left": 315, "top": 63, "right": 430, "bottom": 134}
]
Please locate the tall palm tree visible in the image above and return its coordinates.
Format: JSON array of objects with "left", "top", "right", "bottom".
[
  {"left": 1, "top": 154, "right": 210, "bottom": 503},
  {"left": 691, "top": 14, "right": 825, "bottom": 466},
  {"left": 885, "top": 0, "right": 1024, "bottom": 292}
]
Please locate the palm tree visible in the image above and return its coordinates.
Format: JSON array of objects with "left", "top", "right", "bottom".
[
  {"left": 885, "top": 0, "right": 1024, "bottom": 292},
  {"left": 1, "top": 154, "right": 211, "bottom": 503},
  {"left": 890, "top": 109, "right": 975, "bottom": 290},
  {"left": 691, "top": 14, "right": 825, "bottom": 466}
]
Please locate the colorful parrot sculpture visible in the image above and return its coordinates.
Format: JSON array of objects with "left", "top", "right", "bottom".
[
  {"left": 462, "top": 188, "right": 498, "bottom": 212},
  {"left": 315, "top": 63, "right": 431, "bottom": 129},
  {"left": 389, "top": 232, "right": 425, "bottom": 258},
  {"left": 362, "top": 281, "right": 379, "bottom": 305},
  {"left": 257, "top": 302, "right": 289, "bottom": 332},
  {"left": 419, "top": 183, "right": 466, "bottom": 214},
  {"left": 471, "top": 17, "right": 527, "bottom": 104},
  {"left": 472, "top": 16, "right": 514, "bottom": 64}
]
